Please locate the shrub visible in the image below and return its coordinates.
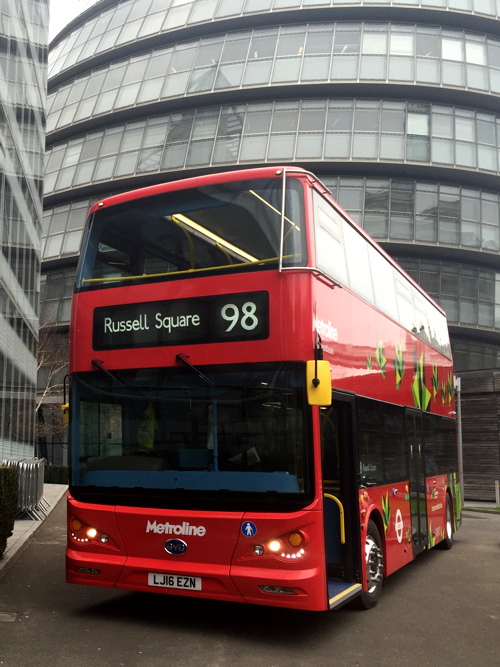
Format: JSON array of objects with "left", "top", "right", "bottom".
[
  {"left": 0, "top": 467, "right": 19, "bottom": 559},
  {"left": 44, "top": 465, "right": 68, "bottom": 484}
]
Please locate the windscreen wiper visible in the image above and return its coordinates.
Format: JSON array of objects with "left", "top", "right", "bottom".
[
  {"left": 91, "top": 359, "right": 126, "bottom": 387},
  {"left": 176, "top": 353, "right": 214, "bottom": 387}
]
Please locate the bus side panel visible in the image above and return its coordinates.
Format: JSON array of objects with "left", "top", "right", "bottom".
[
  {"left": 425, "top": 473, "right": 449, "bottom": 548},
  {"left": 360, "top": 483, "right": 414, "bottom": 579},
  {"left": 312, "top": 281, "right": 454, "bottom": 420},
  {"left": 229, "top": 509, "right": 328, "bottom": 611}
]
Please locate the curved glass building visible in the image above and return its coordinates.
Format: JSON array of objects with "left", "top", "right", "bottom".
[{"left": 43, "top": 0, "right": 500, "bottom": 488}]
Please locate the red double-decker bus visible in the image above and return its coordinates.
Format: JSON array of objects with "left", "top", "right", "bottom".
[{"left": 66, "top": 166, "right": 460, "bottom": 611}]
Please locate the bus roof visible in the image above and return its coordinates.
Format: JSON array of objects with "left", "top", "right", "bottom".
[{"left": 88, "top": 166, "right": 306, "bottom": 215}]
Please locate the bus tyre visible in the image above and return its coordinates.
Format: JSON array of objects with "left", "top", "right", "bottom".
[
  {"left": 357, "top": 520, "right": 384, "bottom": 610},
  {"left": 436, "top": 494, "right": 454, "bottom": 550}
]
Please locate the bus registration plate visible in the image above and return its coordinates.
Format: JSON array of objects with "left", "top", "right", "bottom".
[{"left": 148, "top": 573, "right": 202, "bottom": 591}]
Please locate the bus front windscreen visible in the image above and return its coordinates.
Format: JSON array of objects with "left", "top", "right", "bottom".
[
  {"left": 70, "top": 363, "right": 312, "bottom": 509},
  {"left": 77, "top": 176, "right": 305, "bottom": 290}
]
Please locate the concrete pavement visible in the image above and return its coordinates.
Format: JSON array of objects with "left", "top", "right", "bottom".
[
  {"left": 0, "top": 500, "right": 498, "bottom": 666},
  {"left": 0, "top": 484, "right": 67, "bottom": 579}
]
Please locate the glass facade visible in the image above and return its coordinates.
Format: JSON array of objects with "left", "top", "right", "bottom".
[
  {"left": 324, "top": 177, "right": 500, "bottom": 253},
  {"left": 1, "top": 0, "right": 48, "bottom": 458},
  {"left": 42, "top": 197, "right": 101, "bottom": 261},
  {"left": 43, "top": 99, "right": 500, "bottom": 196},
  {"left": 47, "top": 23, "right": 500, "bottom": 135},
  {"left": 39, "top": 269, "right": 76, "bottom": 327},
  {"left": 43, "top": 0, "right": 500, "bottom": 433},
  {"left": 48, "top": 0, "right": 500, "bottom": 80},
  {"left": 42, "top": 178, "right": 500, "bottom": 262},
  {"left": 452, "top": 339, "right": 500, "bottom": 371},
  {"left": 398, "top": 258, "right": 500, "bottom": 331}
]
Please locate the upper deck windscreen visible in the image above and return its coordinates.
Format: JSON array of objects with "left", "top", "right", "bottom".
[{"left": 77, "top": 176, "right": 305, "bottom": 290}]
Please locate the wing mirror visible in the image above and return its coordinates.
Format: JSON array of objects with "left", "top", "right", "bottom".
[{"left": 306, "top": 360, "right": 332, "bottom": 406}]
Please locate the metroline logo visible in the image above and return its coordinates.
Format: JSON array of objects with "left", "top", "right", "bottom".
[{"left": 146, "top": 520, "right": 206, "bottom": 537}]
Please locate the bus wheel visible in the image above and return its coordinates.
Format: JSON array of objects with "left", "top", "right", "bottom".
[
  {"left": 358, "top": 520, "right": 384, "bottom": 610},
  {"left": 436, "top": 494, "right": 453, "bottom": 550}
]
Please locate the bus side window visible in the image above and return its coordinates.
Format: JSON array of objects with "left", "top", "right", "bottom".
[
  {"left": 382, "top": 408, "right": 408, "bottom": 482},
  {"left": 313, "top": 191, "right": 348, "bottom": 286},
  {"left": 424, "top": 413, "right": 456, "bottom": 475},
  {"left": 357, "top": 402, "right": 384, "bottom": 487}
]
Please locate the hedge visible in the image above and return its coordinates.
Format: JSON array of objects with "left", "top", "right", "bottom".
[
  {"left": 0, "top": 466, "right": 19, "bottom": 559},
  {"left": 44, "top": 465, "right": 68, "bottom": 484}
]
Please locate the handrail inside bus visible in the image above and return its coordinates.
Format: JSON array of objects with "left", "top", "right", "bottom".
[
  {"left": 249, "top": 189, "right": 300, "bottom": 233},
  {"left": 324, "top": 493, "right": 346, "bottom": 544},
  {"left": 80, "top": 255, "right": 296, "bottom": 284},
  {"left": 172, "top": 213, "right": 258, "bottom": 264}
]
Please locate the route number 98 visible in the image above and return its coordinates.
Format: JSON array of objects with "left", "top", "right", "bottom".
[{"left": 221, "top": 302, "right": 259, "bottom": 332}]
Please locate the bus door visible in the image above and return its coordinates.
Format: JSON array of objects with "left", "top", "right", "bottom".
[
  {"left": 321, "top": 396, "right": 362, "bottom": 608},
  {"left": 406, "top": 410, "right": 428, "bottom": 556}
]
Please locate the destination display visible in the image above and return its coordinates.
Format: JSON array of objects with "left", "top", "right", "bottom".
[{"left": 93, "top": 291, "right": 269, "bottom": 350}]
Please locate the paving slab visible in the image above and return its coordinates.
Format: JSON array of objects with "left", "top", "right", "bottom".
[{"left": 0, "top": 484, "right": 67, "bottom": 578}]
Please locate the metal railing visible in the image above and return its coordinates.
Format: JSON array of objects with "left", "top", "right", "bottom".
[{"left": 0, "top": 458, "right": 49, "bottom": 520}]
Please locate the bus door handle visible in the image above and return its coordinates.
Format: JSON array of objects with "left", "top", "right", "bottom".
[{"left": 324, "top": 493, "right": 345, "bottom": 544}]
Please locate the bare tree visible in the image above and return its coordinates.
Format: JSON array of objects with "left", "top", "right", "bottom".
[{"left": 36, "top": 324, "right": 69, "bottom": 442}]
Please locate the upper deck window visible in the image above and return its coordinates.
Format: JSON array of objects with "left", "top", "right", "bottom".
[
  {"left": 76, "top": 176, "right": 305, "bottom": 290},
  {"left": 312, "top": 189, "right": 451, "bottom": 359}
]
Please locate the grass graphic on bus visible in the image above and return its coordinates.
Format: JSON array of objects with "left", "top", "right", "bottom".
[
  {"left": 381, "top": 492, "right": 391, "bottom": 534},
  {"left": 447, "top": 372, "right": 455, "bottom": 405},
  {"left": 412, "top": 352, "right": 431, "bottom": 411},
  {"left": 432, "top": 365, "right": 439, "bottom": 399},
  {"left": 366, "top": 342, "right": 455, "bottom": 413},
  {"left": 366, "top": 342, "right": 433, "bottom": 410},
  {"left": 375, "top": 340, "right": 387, "bottom": 379},
  {"left": 393, "top": 345, "right": 405, "bottom": 389}
]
